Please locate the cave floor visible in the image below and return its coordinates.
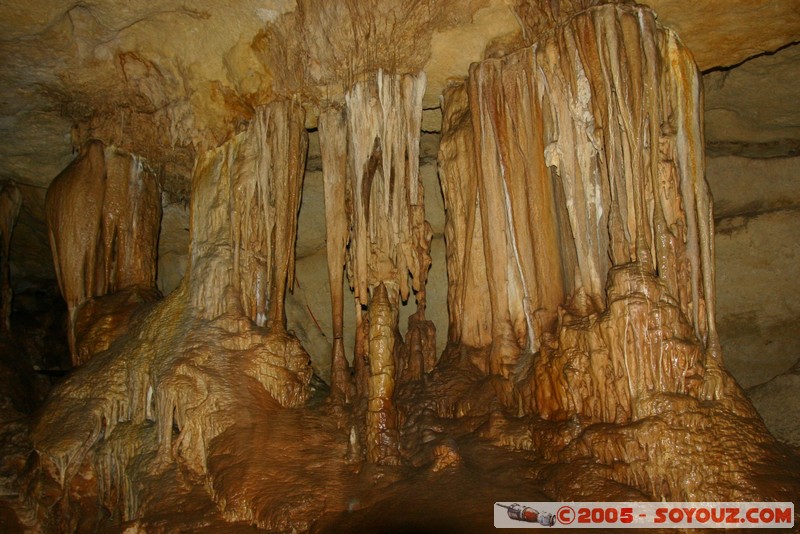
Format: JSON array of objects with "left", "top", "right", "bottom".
[
  {"left": 3, "top": 356, "right": 798, "bottom": 533},
  {"left": 105, "top": 374, "right": 660, "bottom": 534},
  {"left": 126, "top": 390, "right": 555, "bottom": 533}
]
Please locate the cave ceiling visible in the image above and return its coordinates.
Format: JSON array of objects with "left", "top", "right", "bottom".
[{"left": 0, "top": 0, "right": 798, "bottom": 195}]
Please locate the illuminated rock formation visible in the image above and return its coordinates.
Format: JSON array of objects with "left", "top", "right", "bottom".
[
  {"left": 433, "top": 2, "right": 792, "bottom": 505},
  {"left": 317, "top": 71, "right": 435, "bottom": 463},
  {"left": 441, "top": 3, "right": 719, "bottom": 410},
  {"left": 7, "top": 1, "right": 800, "bottom": 531},
  {"left": 29, "top": 100, "right": 312, "bottom": 529},
  {"left": 343, "top": 72, "right": 429, "bottom": 315},
  {"left": 192, "top": 100, "right": 307, "bottom": 329},
  {"left": 44, "top": 141, "right": 107, "bottom": 360},
  {"left": 101, "top": 148, "right": 161, "bottom": 296},
  {"left": 318, "top": 106, "right": 352, "bottom": 402},
  {"left": 0, "top": 180, "right": 22, "bottom": 331},
  {"left": 45, "top": 142, "right": 161, "bottom": 364},
  {"left": 366, "top": 282, "right": 401, "bottom": 464},
  {"left": 439, "top": 83, "right": 493, "bottom": 363},
  {"left": 348, "top": 71, "right": 431, "bottom": 462}
]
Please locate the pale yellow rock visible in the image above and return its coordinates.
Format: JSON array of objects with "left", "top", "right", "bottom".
[
  {"left": 704, "top": 44, "right": 800, "bottom": 155},
  {"left": 642, "top": 0, "right": 800, "bottom": 70},
  {"left": 45, "top": 141, "right": 162, "bottom": 364},
  {"left": 715, "top": 209, "right": 800, "bottom": 387}
]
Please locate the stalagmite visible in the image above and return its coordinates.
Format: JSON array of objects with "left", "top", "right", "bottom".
[
  {"left": 399, "top": 310, "right": 436, "bottom": 383},
  {"left": 45, "top": 141, "right": 162, "bottom": 364},
  {"left": 366, "top": 282, "right": 400, "bottom": 465},
  {"left": 0, "top": 180, "right": 22, "bottom": 331},
  {"left": 400, "top": 215, "right": 436, "bottom": 383},
  {"left": 353, "top": 307, "right": 370, "bottom": 402}
]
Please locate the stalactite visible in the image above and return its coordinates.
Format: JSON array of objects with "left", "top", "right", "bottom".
[
  {"left": 102, "top": 149, "right": 161, "bottom": 294},
  {"left": 344, "top": 70, "right": 428, "bottom": 305},
  {"left": 318, "top": 105, "right": 353, "bottom": 402},
  {"left": 230, "top": 101, "right": 307, "bottom": 330},
  {"left": 0, "top": 180, "right": 22, "bottom": 331},
  {"left": 191, "top": 100, "right": 307, "bottom": 330},
  {"left": 45, "top": 141, "right": 162, "bottom": 365},
  {"left": 441, "top": 3, "right": 725, "bottom": 423},
  {"left": 45, "top": 141, "right": 107, "bottom": 361}
]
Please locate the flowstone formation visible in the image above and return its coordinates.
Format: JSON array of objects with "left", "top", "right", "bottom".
[
  {"left": 14, "top": 2, "right": 800, "bottom": 532},
  {"left": 435, "top": 2, "right": 795, "bottom": 502},
  {"left": 440, "top": 2, "right": 717, "bottom": 401}
]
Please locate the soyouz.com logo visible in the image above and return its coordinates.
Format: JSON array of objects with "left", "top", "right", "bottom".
[{"left": 494, "top": 502, "right": 795, "bottom": 528}]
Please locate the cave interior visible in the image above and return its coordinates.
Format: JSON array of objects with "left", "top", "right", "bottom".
[{"left": 0, "top": 0, "right": 799, "bottom": 532}]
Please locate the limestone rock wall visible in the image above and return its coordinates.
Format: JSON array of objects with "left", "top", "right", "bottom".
[
  {"left": 709, "top": 155, "right": 800, "bottom": 388},
  {"left": 701, "top": 45, "right": 800, "bottom": 395}
]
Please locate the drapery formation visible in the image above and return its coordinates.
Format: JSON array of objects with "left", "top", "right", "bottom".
[
  {"left": 45, "top": 142, "right": 161, "bottom": 364},
  {"left": 190, "top": 100, "right": 307, "bottom": 329},
  {"left": 32, "top": 101, "right": 313, "bottom": 525}
]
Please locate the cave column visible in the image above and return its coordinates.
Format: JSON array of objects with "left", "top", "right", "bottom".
[
  {"left": 226, "top": 100, "right": 307, "bottom": 330},
  {"left": 438, "top": 4, "right": 723, "bottom": 422},
  {"left": 438, "top": 83, "right": 492, "bottom": 368},
  {"left": 318, "top": 105, "right": 353, "bottom": 402},
  {"left": 469, "top": 62, "right": 524, "bottom": 378},
  {"left": 343, "top": 70, "right": 427, "bottom": 464}
]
